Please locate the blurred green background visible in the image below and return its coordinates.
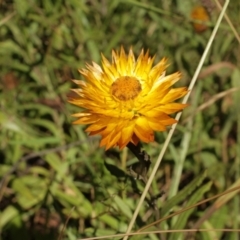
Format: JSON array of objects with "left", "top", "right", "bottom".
[{"left": 0, "top": 0, "right": 240, "bottom": 239}]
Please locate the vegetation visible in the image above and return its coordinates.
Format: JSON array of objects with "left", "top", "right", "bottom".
[{"left": 0, "top": 0, "right": 239, "bottom": 239}]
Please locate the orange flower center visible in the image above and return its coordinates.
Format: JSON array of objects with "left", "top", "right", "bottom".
[{"left": 111, "top": 76, "right": 142, "bottom": 101}]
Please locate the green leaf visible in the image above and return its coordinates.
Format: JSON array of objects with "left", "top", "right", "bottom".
[
  {"left": 114, "top": 195, "right": 133, "bottom": 219},
  {"left": 232, "top": 69, "right": 240, "bottom": 111},
  {"left": 0, "top": 206, "right": 19, "bottom": 228},
  {"left": 28, "top": 119, "right": 61, "bottom": 137},
  {"left": 99, "top": 214, "right": 121, "bottom": 231},
  {"left": 14, "top": 0, "right": 30, "bottom": 17},
  {"left": 104, "top": 160, "right": 126, "bottom": 179},
  {"left": 161, "top": 171, "right": 207, "bottom": 216},
  {"left": 169, "top": 181, "right": 212, "bottom": 240},
  {"left": 52, "top": 188, "right": 92, "bottom": 217},
  {"left": 11, "top": 176, "right": 46, "bottom": 209},
  {"left": 0, "top": 40, "right": 25, "bottom": 57},
  {"left": 199, "top": 206, "right": 227, "bottom": 240}
]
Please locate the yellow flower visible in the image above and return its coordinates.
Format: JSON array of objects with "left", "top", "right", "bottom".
[{"left": 69, "top": 47, "right": 188, "bottom": 150}]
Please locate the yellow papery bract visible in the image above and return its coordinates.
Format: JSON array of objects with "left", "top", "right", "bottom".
[{"left": 69, "top": 47, "right": 188, "bottom": 149}]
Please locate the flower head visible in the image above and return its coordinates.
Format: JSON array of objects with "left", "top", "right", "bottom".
[
  {"left": 191, "top": 6, "right": 210, "bottom": 32},
  {"left": 69, "top": 47, "right": 188, "bottom": 150}
]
